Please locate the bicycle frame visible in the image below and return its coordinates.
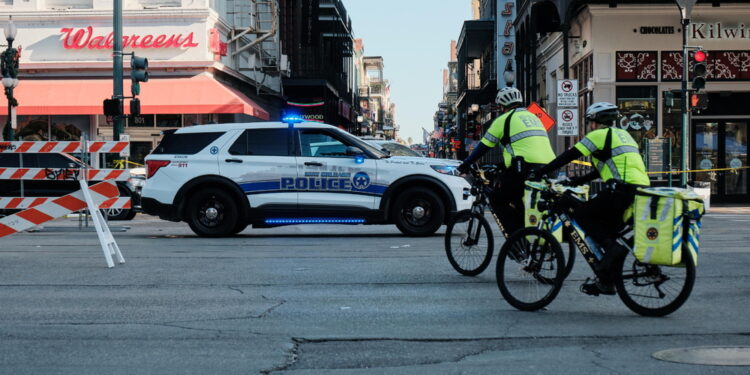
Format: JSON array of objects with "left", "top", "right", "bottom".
[{"left": 467, "top": 169, "right": 510, "bottom": 238}]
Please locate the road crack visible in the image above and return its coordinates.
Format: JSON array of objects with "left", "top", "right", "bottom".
[{"left": 259, "top": 338, "right": 300, "bottom": 375}]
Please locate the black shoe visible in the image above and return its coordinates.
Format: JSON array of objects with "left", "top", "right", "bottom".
[
  {"left": 580, "top": 278, "right": 616, "bottom": 296},
  {"left": 596, "top": 241, "right": 628, "bottom": 275}
]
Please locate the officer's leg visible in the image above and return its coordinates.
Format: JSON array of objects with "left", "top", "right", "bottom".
[{"left": 492, "top": 170, "right": 525, "bottom": 235}]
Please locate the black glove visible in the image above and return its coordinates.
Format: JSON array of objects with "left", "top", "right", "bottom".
[
  {"left": 526, "top": 168, "right": 542, "bottom": 181},
  {"left": 457, "top": 161, "right": 472, "bottom": 175}
]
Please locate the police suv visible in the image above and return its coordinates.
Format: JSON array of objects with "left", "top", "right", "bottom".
[{"left": 141, "top": 121, "right": 471, "bottom": 237}]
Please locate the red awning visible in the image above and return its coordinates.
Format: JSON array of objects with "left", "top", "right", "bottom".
[{"left": 0, "top": 75, "right": 270, "bottom": 120}]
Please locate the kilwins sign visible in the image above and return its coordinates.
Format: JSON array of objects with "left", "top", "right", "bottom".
[
  {"left": 692, "top": 22, "right": 750, "bottom": 40},
  {"left": 60, "top": 26, "right": 199, "bottom": 49}
]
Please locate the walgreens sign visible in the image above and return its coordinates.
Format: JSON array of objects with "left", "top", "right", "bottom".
[{"left": 60, "top": 26, "right": 199, "bottom": 49}]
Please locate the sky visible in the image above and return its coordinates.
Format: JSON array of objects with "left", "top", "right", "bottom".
[{"left": 342, "top": 0, "right": 472, "bottom": 145}]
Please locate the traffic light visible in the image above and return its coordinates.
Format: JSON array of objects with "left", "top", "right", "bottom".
[
  {"left": 692, "top": 50, "right": 707, "bottom": 91},
  {"left": 130, "top": 98, "right": 141, "bottom": 116},
  {"left": 663, "top": 90, "right": 675, "bottom": 111},
  {"left": 103, "top": 98, "right": 123, "bottom": 117},
  {"left": 690, "top": 92, "right": 708, "bottom": 111},
  {"left": 130, "top": 55, "right": 148, "bottom": 96}
]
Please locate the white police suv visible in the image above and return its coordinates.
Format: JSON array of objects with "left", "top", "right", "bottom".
[{"left": 141, "top": 121, "right": 471, "bottom": 237}]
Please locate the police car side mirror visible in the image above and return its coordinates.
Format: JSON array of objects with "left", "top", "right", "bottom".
[{"left": 346, "top": 146, "right": 364, "bottom": 157}]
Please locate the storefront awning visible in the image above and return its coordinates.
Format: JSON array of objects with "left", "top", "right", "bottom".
[{"left": 0, "top": 75, "right": 270, "bottom": 120}]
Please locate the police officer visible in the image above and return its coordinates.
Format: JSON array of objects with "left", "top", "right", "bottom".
[
  {"left": 458, "top": 87, "right": 556, "bottom": 234},
  {"left": 531, "top": 102, "right": 650, "bottom": 295}
]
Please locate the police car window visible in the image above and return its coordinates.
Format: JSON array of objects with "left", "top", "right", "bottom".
[
  {"left": 299, "top": 131, "right": 349, "bottom": 158},
  {"left": 0, "top": 154, "right": 19, "bottom": 167},
  {"left": 152, "top": 132, "right": 224, "bottom": 155},
  {"left": 229, "top": 129, "right": 290, "bottom": 156}
]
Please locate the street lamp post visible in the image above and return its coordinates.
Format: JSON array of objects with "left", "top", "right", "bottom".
[
  {"left": 676, "top": 0, "right": 698, "bottom": 187},
  {"left": 1, "top": 16, "right": 18, "bottom": 142}
]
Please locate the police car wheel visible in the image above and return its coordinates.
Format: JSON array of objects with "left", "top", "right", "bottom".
[
  {"left": 186, "top": 188, "right": 239, "bottom": 237},
  {"left": 393, "top": 187, "right": 444, "bottom": 237}
]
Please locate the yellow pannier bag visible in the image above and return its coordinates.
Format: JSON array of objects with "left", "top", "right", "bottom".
[
  {"left": 524, "top": 181, "right": 589, "bottom": 243},
  {"left": 633, "top": 187, "right": 704, "bottom": 266}
]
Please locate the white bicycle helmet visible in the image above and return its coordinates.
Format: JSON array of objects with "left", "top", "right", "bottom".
[
  {"left": 495, "top": 87, "right": 523, "bottom": 106},
  {"left": 585, "top": 102, "right": 619, "bottom": 125}
]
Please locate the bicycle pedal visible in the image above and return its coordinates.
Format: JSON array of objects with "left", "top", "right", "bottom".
[{"left": 580, "top": 283, "right": 601, "bottom": 296}]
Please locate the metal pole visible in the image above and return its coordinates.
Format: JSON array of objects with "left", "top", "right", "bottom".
[
  {"left": 113, "top": 0, "right": 124, "bottom": 141},
  {"left": 3, "top": 38, "right": 13, "bottom": 141},
  {"left": 681, "top": 18, "right": 690, "bottom": 187}
]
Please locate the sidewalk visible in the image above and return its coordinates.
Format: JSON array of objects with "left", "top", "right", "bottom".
[{"left": 708, "top": 205, "right": 750, "bottom": 214}]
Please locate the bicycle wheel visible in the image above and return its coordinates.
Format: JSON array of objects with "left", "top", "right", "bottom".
[
  {"left": 615, "top": 248, "right": 695, "bottom": 317},
  {"left": 496, "top": 227, "right": 565, "bottom": 311},
  {"left": 445, "top": 210, "right": 494, "bottom": 276}
]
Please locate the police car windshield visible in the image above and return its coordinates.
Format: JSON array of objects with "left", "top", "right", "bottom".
[{"left": 332, "top": 128, "right": 389, "bottom": 158}]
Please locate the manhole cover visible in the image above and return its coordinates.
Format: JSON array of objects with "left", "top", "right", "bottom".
[{"left": 653, "top": 346, "right": 750, "bottom": 366}]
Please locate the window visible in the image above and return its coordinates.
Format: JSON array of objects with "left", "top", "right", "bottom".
[
  {"left": 16, "top": 116, "right": 50, "bottom": 141},
  {"left": 0, "top": 154, "right": 19, "bottom": 167},
  {"left": 50, "top": 116, "right": 88, "bottom": 141},
  {"left": 298, "top": 130, "right": 350, "bottom": 158},
  {"left": 183, "top": 114, "right": 213, "bottom": 126},
  {"left": 229, "top": 129, "right": 291, "bottom": 156},
  {"left": 616, "top": 86, "right": 658, "bottom": 149},
  {"left": 97, "top": 115, "right": 113, "bottom": 127},
  {"left": 152, "top": 132, "right": 225, "bottom": 155},
  {"left": 130, "top": 141, "right": 154, "bottom": 165},
  {"left": 156, "top": 114, "right": 182, "bottom": 128}
]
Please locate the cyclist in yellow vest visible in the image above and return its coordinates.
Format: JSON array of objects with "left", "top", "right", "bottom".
[
  {"left": 531, "top": 102, "right": 650, "bottom": 295},
  {"left": 458, "top": 87, "right": 556, "bottom": 234}
]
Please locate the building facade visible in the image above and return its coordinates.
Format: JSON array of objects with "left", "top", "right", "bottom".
[
  {"left": 0, "top": 0, "right": 286, "bottom": 164},
  {"left": 517, "top": 0, "right": 750, "bottom": 203},
  {"left": 279, "top": 0, "right": 358, "bottom": 133}
]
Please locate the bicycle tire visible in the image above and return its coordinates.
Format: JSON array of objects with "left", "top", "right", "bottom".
[
  {"left": 496, "top": 227, "right": 565, "bottom": 311},
  {"left": 445, "top": 210, "right": 494, "bottom": 276},
  {"left": 615, "top": 248, "right": 695, "bottom": 317}
]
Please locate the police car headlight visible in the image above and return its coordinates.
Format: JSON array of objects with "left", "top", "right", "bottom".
[{"left": 431, "top": 165, "right": 460, "bottom": 176}]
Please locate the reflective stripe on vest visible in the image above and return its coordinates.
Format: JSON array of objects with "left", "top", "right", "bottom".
[
  {"left": 505, "top": 129, "right": 548, "bottom": 157},
  {"left": 483, "top": 132, "right": 500, "bottom": 144},
  {"left": 580, "top": 137, "right": 598, "bottom": 153},
  {"left": 611, "top": 145, "right": 640, "bottom": 157}
]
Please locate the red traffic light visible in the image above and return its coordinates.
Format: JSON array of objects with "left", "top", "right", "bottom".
[{"left": 694, "top": 50, "right": 707, "bottom": 62}]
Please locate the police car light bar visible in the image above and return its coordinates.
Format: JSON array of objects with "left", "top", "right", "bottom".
[
  {"left": 265, "top": 218, "right": 366, "bottom": 225},
  {"left": 282, "top": 115, "right": 305, "bottom": 124}
]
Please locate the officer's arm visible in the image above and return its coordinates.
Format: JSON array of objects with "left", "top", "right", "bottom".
[
  {"left": 462, "top": 142, "right": 491, "bottom": 165},
  {"left": 535, "top": 147, "right": 584, "bottom": 177},
  {"left": 569, "top": 170, "right": 600, "bottom": 185}
]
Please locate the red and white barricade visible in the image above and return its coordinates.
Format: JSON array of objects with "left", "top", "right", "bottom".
[
  {"left": 0, "top": 141, "right": 129, "bottom": 154},
  {"left": 0, "top": 139, "right": 130, "bottom": 268}
]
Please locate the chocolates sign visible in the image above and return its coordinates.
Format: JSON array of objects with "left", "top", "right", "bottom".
[{"left": 60, "top": 26, "right": 200, "bottom": 49}]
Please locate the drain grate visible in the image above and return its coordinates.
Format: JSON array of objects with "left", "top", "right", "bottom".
[{"left": 653, "top": 346, "right": 750, "bottom": 366}]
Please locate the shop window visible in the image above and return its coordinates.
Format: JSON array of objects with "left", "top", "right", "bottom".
[
  {"left": 662, "top": 93, "right": 682, "bottom": 172},
  {"left": 156, "top": 114, "right": 182, "bottom": 128},
  {"left": 616, "top": 51, "right": 657, "bottom": 82},
  {"left": 616, "top": 86, "right": 658, "bottom": 149},
  {"left": 97, "top": 115, "right": 113, "bottom": 127},
  {"left": 46, "top": 0, "right": 93, "bottom": 9},
  {"left": 183, "top": 114, "right": 212, "bottom": 126},
  {"left": 129, "top": 142, "right": 154, "bottom": 165},
  {"left": 50, "top": 116, "right": 88, "bottom": 141},
  {"left": 16, "top": 116, "right": 50, "bottom": 141},
  {"left": 128, "top": 115, "right": 155, "bottom": 127}
]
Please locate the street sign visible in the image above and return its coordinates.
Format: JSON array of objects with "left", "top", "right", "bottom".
[
  {"left": 557, "top": 79, "right": 578, "bottom": 108},
  {"left": 527, "top": 102, "right": 555, "bottom": 131},
  {"left": 119, "top": 134, "right": 130, "bottom": 157},
  {"left": 557, "top": 108, "right": 578, "bottom": 136}
]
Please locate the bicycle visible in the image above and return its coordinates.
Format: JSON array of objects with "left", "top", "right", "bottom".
[
  {"left": 495, "top": 179, "right": 696, "bottom": 317},
  {"left": 444, "top": 165, "right": 576, "bottom": 277}
]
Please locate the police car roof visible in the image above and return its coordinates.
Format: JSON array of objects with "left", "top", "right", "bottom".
[{"left": 175, "top": 122, "right": 338, "bottom": 133}]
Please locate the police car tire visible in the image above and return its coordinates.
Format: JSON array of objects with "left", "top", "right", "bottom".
[
  {"left": 392, "top": 187, "right": 445, "bottom": 237},
  {"left": 186, "top": 188, "right": 239, "bottom": 237}
]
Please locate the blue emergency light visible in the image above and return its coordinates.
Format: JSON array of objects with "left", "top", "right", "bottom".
[
  {"left": 282, "top": 115, "right": 304, "bottom": 124},
  {"left": 355, "top": 155, "right": 365, "bottom": 164}
]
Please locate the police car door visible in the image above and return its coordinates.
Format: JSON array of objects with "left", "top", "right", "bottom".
[
  {"left": 295, "top": 127, "right": 377, "bottom": 210},
  {"left": 219, "top": 127, "right": 298, "bottom": 209}
]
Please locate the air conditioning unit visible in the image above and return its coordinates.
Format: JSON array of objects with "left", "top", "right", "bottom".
[{"left": 280, "top": 54, "right": 290, "bottom": 75}]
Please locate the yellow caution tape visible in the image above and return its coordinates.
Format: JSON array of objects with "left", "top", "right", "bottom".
[{"left": 570, "top": 159, "right": 749, "bottom": 175}]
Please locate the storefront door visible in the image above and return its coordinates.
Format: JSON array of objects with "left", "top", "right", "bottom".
[{"left": 693, "top": 120, "right": 749, "bottom": 203}]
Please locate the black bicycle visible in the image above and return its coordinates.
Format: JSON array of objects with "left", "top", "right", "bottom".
[
  {"left": 495, "top": 180, "right": 696, "bottom": 317},
  {"left": 445, "top": 166, "right": 576, "bottom": 277}
]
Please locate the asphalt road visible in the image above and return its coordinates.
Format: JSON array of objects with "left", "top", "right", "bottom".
[{"left": 0, "top": 213, "right": 748, "bottom": 374}]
